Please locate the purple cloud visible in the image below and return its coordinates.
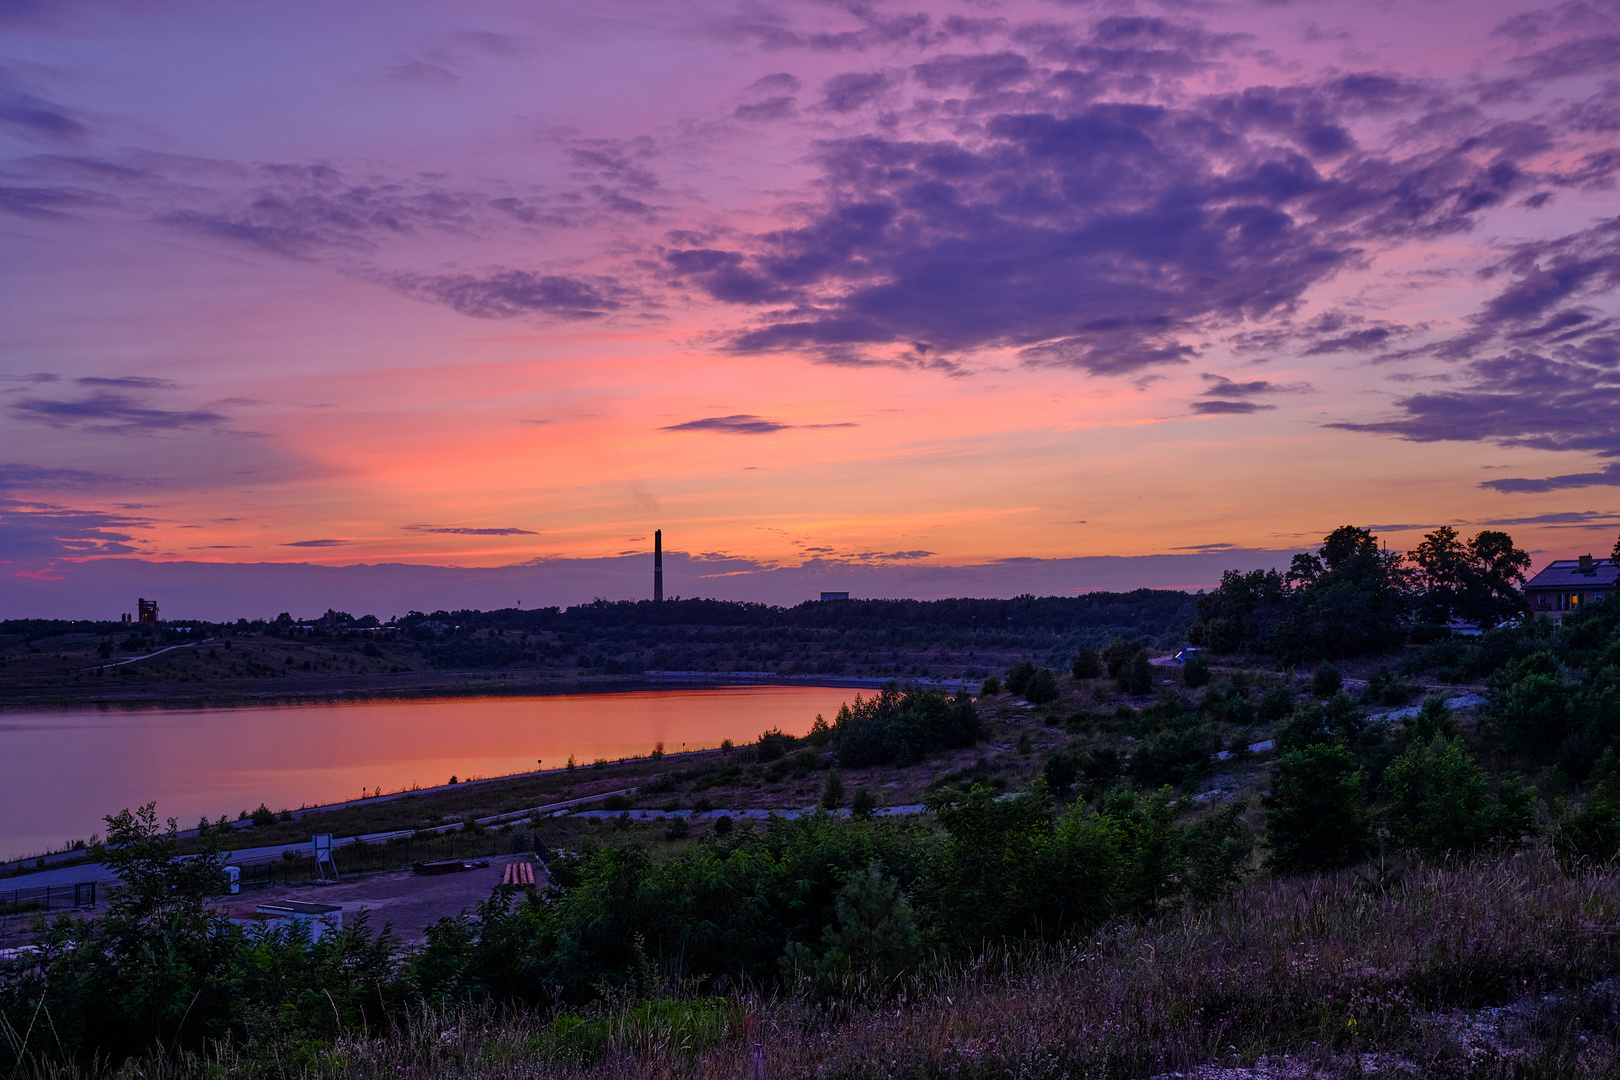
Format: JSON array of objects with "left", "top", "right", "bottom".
[
  {"left": 403, "top": 525, "right": 538, "bottom": 536},
  {"left": 661, "top": 414, "right": 792, "bottom": 435},
  {"left": 388, "top": 269, "right": 624, "bottom": 319},
  {"left": 1192, "top": 400, "right": 1276, "bottom": 415},
  {"left": 12, "top": 392, "right": 227, "bottom": 433}
]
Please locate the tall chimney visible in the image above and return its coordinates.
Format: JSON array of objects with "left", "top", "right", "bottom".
[{"left": 654, "top": 529, "right": 663, "bottom": 602}]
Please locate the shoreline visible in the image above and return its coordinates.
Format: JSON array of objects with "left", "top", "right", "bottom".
[{"left": 0, "top": 670, "right": 976, "bottom": 713}]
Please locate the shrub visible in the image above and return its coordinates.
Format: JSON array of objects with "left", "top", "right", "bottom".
[
  {"left": 1118, "top": 648, "right": 1153, "bottom": 695},
  {"left": 1182, "top": 652, "right": 1210, "bottom": 688},
  {"left": 822, "top": 768, "right": 845, "bottom": 811},
  {"left": 1083, "top": 745, "right": 1122, "bottom": 787},
  {"left": 980, "top": 675, "right": 1002, "bottom": 696},
  {"left": 1199, "top": 681, "right": 1254, "bottom": 727},
  {"left": 1365, "top": 666, "right": 1415, "bottom": 706},
  {"left": 814, "top": 860, "right": 921, "bottom": 980},
  {"left": 1555, "top": 750, "right": 1620, "bottom": 867},
  {"left": 1256, "top": 682, "right": 1294, "bottom": 722},
  {"left": 712, "top": 814, "right": 733, "bottom": 836},
  {"left": 1405, "top": 695, "right": 1456, "bottom": 744},
  {"left": 1265, "top": 743, "right": 1371, "bottom": 873},
  {"left": 1130, "top": 727, "right": 1213, "bottom": 789},
  {"left": 1071, "top": 647, "right": 1103, "bottom": 680},
  {"left": 851, "top": 787, "right": 878, "bottom": 818},
  {"left": 1384, "top": 736, "right": 1534, "bottom": 857},
  {"left": 1005, "top": 660, "right": 1037, "bottom": 696},
  {"left": 833, "top": 685, "right": 982, "bottom": 768},
  {"left": 757, "top": 728, "right": 794, "bottom": 762},
  {"left": 1043, "top": 750, "right": 1081, "bottom": 797},
  {"left": 1024, "top": 667, "right": 1060, "bottom": 703},
  {"left": 1102, "top": 635, "right": 1138, "bottom": 678},
  {"left": 602, "top": 794, "right": 632, "bottom": 812},
  {"left": 807, "top": 714, "right": 834, "bottom": 745},
  {"left": 663, "top": 816, "right": 690, "bottom": 841},
  {"left": 249, "top": 804, "right": 275, "bottom": 828},
  {"left": 1312, "top": 662, "right": 1343, "bottom": 698}
]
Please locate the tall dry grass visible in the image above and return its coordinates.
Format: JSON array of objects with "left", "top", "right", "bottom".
[{"left": 15, "top": 849, "right": 1620, "bottom": 1079}]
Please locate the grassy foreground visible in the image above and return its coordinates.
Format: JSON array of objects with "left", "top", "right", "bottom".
[{"left": 15, "top": 849, "right": 1620, "bottom": 1080}]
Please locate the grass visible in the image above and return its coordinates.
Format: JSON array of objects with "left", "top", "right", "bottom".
[{"left": 13, "top": 849, "right": 1620, "bottom": 1079}]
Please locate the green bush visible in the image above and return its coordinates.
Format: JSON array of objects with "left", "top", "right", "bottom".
[
  {"left": 1024, "top": 667, "right": 1060, "bottom": 704},
  {"left": 1102, "top": 635, "right": 1139, "bottom": 678},
  {"left": 1043, "top": 749, "right": 1081, "bottom": 797},
  {"left": 1130, "top": 726, "right": 1213, "bottom": 789},
  {"left": 811, "top": 860, "right": 920, "bottom": 980},
  {"left": 980, "top": 675, "right": 1002, "bottom": 696},
  {"left": 1071, "top": 647, "right": 1103, "bottom": 680},
  {"left": 1555, "top": 751, "right": 1620, "bottom": 867},
  {"left": 832, "top": 685, "right": 982, "bottom": 768},
  {"left": 1384, "top": 736, "right": 1535, "bottom": 857},
  {"left": 1365, "top": 666, "right": 1415, "bottom": 706},
  {"left": 1118, "top": 648, "right": 1153, "bottom": 695},
  {"left": 822, "top": 768, "right": 845, "bottom": 810},
  {"left": 1182, "top": 652, "right": 1210, "bottom": 688},
  {"left": 1312, "top": 662, "right": 1343, "bottom": 698},
  {"left": 1256, "top": 682, "right": 1294, "bottom": 722},
  {"left": 1265, "top": 743, "right": 1371, "bottom": 872},
  {"left": 757, "top": 728, "right": 795, "bottom": 763},
  {"left": 1006, "top": 660, "right": 1037, "bottom": 696}
]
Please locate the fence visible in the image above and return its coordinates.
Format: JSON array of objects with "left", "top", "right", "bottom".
[{"left": 0, "top": 881, "right": 97, "bottom": 916}]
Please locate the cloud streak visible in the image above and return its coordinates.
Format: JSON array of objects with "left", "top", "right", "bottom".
[
  {"left": 403, "top": 524, "right": 538, "bottom": 536},
  {"left": 660, "top": 414, "right": 856, "bottom": 435}
]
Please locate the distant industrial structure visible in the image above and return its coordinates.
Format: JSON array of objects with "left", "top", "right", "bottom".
[
  {"left": 654, "top": 529, "right": 663, "bottom": 602},
  {"left": 820, "top": 591, "right": 850, "bottom": 601},
  {"left": 120, "top": 598, "right": 160, "bottom": 625}
]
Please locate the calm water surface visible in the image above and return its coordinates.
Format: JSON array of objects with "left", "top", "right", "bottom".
[{"left": 0, "top": 685, "right": 855, "bottom": 859}]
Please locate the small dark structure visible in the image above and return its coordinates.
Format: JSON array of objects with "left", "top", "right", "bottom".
[
  {"left": 820, "top": 591, "right": 850, "bottom": 601},
  {"left": 1523, "top": 555, "right": 1619, "bottom": 621},
  {"left": 413, "top": 859, "right": 489, "bottom": 876},
  {"left": 137, "top": 597, "right": 159, "bottom": 626},
  {"left": 654, "top": 528, "right": 663, "bottom": 602}
]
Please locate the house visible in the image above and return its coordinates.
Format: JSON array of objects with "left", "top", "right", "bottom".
[{"left": 1522, "top": 554, "right": 1619, "bottom": 621}]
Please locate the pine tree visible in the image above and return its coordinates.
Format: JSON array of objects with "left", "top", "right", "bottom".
[{"left": 819, "top": 861, "right": 920, "bottom": 978}]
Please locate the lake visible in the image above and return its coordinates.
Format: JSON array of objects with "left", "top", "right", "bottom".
[{"left": 0, "top": 685, "right": 856, "bottom": 860}]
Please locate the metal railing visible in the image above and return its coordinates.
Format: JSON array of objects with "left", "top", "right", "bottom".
[{"left": 0, "top": 881, "right": 96, "bottom": 915}]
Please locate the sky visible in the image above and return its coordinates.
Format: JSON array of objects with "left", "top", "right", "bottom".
[{"left": 3, "top": 0, "right": 1620, "bottom": 619}]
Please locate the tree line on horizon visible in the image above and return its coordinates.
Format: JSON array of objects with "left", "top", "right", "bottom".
[{"left": 1189, "top": 524, "right": 1547, "bottom": 661}]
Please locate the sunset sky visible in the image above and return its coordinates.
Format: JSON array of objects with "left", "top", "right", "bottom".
[{"left": 4, "top": 0, "right": 1620, "bottom": 617}]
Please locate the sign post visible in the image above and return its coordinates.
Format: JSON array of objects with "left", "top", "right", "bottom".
[{"left": 313, "top": 833, "right": 338, "bottom": 882}]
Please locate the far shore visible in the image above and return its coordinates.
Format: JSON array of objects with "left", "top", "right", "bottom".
[{"left": 0, "top": 668, "right": 974, "bottom": 713}]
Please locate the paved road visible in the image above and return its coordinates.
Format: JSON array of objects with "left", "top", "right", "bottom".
[{"left": 0, "top": 787, "right": 640, "bottom": 890}]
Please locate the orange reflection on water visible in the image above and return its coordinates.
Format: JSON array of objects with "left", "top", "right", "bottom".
[{"left": 0, "top": 686, "right": 854, "bottom": 860}]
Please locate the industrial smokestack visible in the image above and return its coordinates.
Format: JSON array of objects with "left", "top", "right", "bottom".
[{"left": 654, "top": 529, "right": 663, "bottom": 602}]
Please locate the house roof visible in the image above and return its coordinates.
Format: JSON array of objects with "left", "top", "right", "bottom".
[{"left": 1524, "top": 558, "right": 1620, "bottom": 591}]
